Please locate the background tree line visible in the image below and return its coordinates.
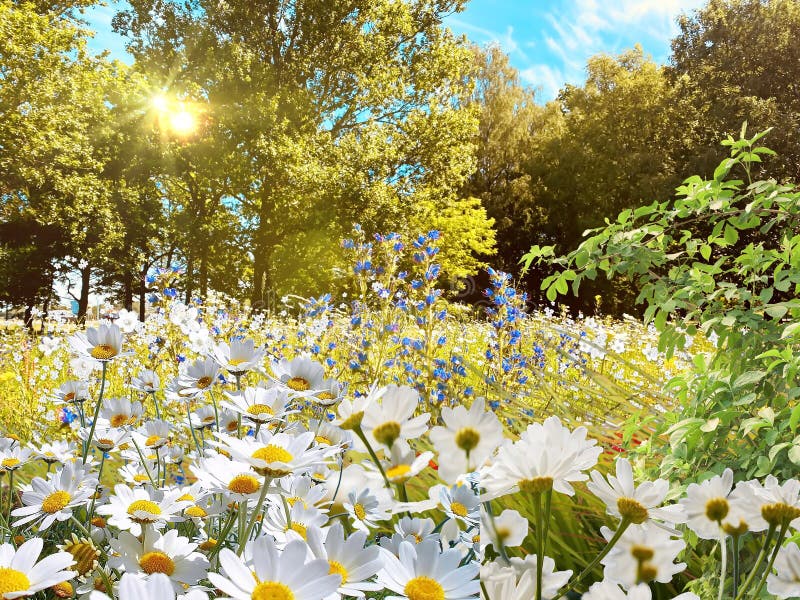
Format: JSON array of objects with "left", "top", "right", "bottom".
[{"left": 1, "top": 0, "right": 798, "bottom": 324}]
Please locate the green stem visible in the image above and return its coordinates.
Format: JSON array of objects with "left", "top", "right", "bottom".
[
  {"left": 353, "top": 427, "right": 391, "bottom": 489},
  {"left": 210, "top": 390, "right": 220, "bottom": 433},
  {"left": 734, "top": 524, "right": 776, "bottom": 600},
  {"left": 751, "top": 522, "right": 789, "bottom": 599},
  {"left": 718, "top": 531, "right": 727, "bottom": 600},
  {"left": 187, "top": 403, "right": 203, "bottom": 457},
  {"left": 82, "top": 362, "right": 108, "bottom": 461},
  {"left": 732, "top": 534, "right": 741, "bottom": 599},
  {"left": 534, "top": 493, "right": 544, "bottom": 600},
  {"left": 552, "top": 519, "right": 632, "bottom": 600},
  {"left": 150, "top": 391, "right": 161, "bottom": 420},
  {"left": 130, "top": 438, "right": 156, "bottom": 486},
  {"left": 237, "top": 476, "right": 272, "bottom": 555}
]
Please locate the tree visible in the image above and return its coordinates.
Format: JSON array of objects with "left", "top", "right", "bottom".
[
  {"left": 113, "top": 0, "right": 492, "bottom": 306},
  {"left": 524, "top": 47, "right": 688, "bottom": 313},
  {"left": 461, "top": 44, "right": 547, "bottom": 278},
  {"left": 669, "top": 0, "right": 800, "bottom": 181},
  {"left": 0, "top": 0, "right": 122, "bottom": 322}
]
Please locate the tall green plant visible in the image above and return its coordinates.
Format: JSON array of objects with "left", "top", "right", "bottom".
[{"left": 523, "top": 126, "right": 800, "bottom": 481}]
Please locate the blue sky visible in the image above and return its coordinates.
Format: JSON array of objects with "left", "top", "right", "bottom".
[{"left": 83, "top": 0, "right": 707, "bottom": 102}]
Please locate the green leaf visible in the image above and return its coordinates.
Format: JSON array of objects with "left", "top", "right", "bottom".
[{"left": 733, "top": 370, "right": 767, "bottom": 389}]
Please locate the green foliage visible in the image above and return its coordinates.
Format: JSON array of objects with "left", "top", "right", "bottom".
[{"left": 523, "top": 129, "right": 800, "bottom": 481}]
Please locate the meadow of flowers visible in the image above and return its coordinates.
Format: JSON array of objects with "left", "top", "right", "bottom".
[{"left": 4, "top": 229, "right": 798, "bottom": 600}]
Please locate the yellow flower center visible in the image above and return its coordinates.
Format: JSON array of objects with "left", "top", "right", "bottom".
[
  {"left": 372, "top": 421, "right": 401, "bottom": 447},
  {"left": 145, "top": 435, "right": 164, "bottom": 448},
  {"left": 404, "top": 576, "right": 445, "bottom": 600},
  {"left": 91, "top": 517, "right": 106, "bottom": 528},
  {"left": 42, "top": 490, "right": 72, "bottom": 513},
  {"left": 315, "top": 436, "right": 332, "bottom": 446},
  {"left": 455, "top": 427, "right": 480, "bottom": 453},
  {"left": 705, "top": 498, "right": 730, "bottom": 523},
  {"left": 518, "top": 477, "right": 554, "bottom": 495},
  {"left": 2, "top": 458, "right": 20, "bottom": 469},
  {"left": 199, "top": 539, "right": 217, "bottom": 551},
  {"left": 63, "top": 540, "right": 99, "bottom": 576},
  {"left": 286, "top": 377, "right": 310, "bottom": 391},
  {"left": 450, "top": 501, "right": 468, "bottom": 517},
  {"left": 328, "top": 560, "right": 348, "bottom": 583},
  {"left": 133, "top": 474, "right": 149, "bottom": 483},
  {"left": 139, "top": 551, "right": 175, "bottom": 576},
  {"left": 353, "top": 503, "right": 367, "bottom": 520},
  {"left": 228, "top": 358, "right": 247, "bottom": 367},
  {"left": 177, "top": 494, "right": 195, "bottom": 502},
  {"left": 317, "top": 392, "right": 334, "bottom": 401},
  {"left": 228, "top": 475, "right": 261, "bottom": 495},
  {"left": 386, "top": 465, "right": 412, "bottom": 480},
  {"left": 127, "top": 499, "right": 161, "bottom": 521},
  {"left": 52, "top": 581, "right": 73, "bottom": 598},
  {"left": 288, "top": 522, "right": 307, "bottom": 539},
  {"left": 339, "top": 411, "right": 364, "bottom": 431},
  {"left": 286, "top": 496, "right": 305, "bottom": 508},
  {"left": 251, "top": 445, "right": 294, "bottom": 474},
  {"left": 0, "top": 568, "right": 31, "bottom": 596},
  {"left": 247, "top": 405, "right": 274, "bottom": 417},
  {"left": 251, "top": 581, "right": 295, "bottom": 600},
  {"left": 90, "top": 344, "right": 117, "bottom": 360},
  {"left": 186, "top": 506, "right": 207, "bottom": 518},
  {"left": 64, "top": 393, "right": 76, "bottom": 402},
  {"left": 227, "top": 421, "right": 240, "bottom": 432},
  {"left": 617, "top": 497, "right": 649, "bottom": 524},
  {"left": 110, "top": 414, "right": 129, "bottom": 428},
  {"left": 96, "top": 438, "right": 114, "bottom": 449},
  {"left": 196, "top": 376, "right": 213, "bottom": 389}
]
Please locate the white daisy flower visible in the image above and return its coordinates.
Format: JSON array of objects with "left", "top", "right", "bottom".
[
  {"left": 380, "top": 441, "right": 433, "bottom": 484},
  {"left": 600, "top": 523, "right": 687, "bottom": 588},
  {"left": 429, "top": 397, "right": 503, "bottom": 483},
  {"left": 212, "top": 429, "right": 323, "bottom": 478},
  {"left": 131, "top": 370, "right": 160, "bottom": 394},
  {"left": 271, "top": 356, "right": 326, "bottom": 394},
  {"left": 210, "top": 338, "right": 265, "bottom": 376},
  {"left": 376, "top": 539, "right": 479, "bottom": 600},
  {"left": 135, "top": 420, "right": 171, "bottom": 451},
  {"left": 53, "top": 381, "right": 90, "bottom": 406},
  {"left": 99, "top": 398, "right": 143, "bottom": 428},
  {"left": 582, "top": 581, "right": 699, "bottom": 600},
  {"left": 177, "top": 358, "right": 219, "bottom": 396},
  {"left": 207, "top": 537, "right": 340, "bottom": 600},
  {"left": 310, "top": 378, "right": 346, "bottom": 407},
  {"left": 81, "top": 427, "right": 130, "bottom": 454},
  {"left": 262, "top": 502, "right": 327, "bottom": 546},
  {"left": 752, "top": 475, "right": 800, "bottom": 529},
  {"left": 191, "top": 454, "right": 271, "bottom": 501},
  {"left": 361, "top": 385, "right": 430, "bottom": 449},
  {"left": 480, "top": 508, "right": 527, "bottom": 554},
  {"left": 96, "top": 485, "right": 190, "bottom": 536},
  {"left": 767, "top": 541, "right": 800, "bottom": 598},
  {"left": 587, "top": 458, "right": 685, "bottom": 526},
  {"left": 394, "top": 516, "right": 437, "bottom": 546},
  {"left": 344, "top": 488, "right": 391, "bottom": 533},
  {"left": 222, "top": 386, "right": 291, "bottom": 426},
  {"left": 69, "top": 323, "right": 125, "bottom": 362},
  {"left": 12, "top": 462, "right": 95, "bottom": 530},
  {"left": 188, "top": 406, "right": 218, "bottom": 431},
  {"left": 509, "top": 555, "right": 572, "bottom": 600},
  {"left": 90, "top": 572, "right": 208, "bottom": 600},
  {"left": 439, "top": 484, "right": 479, "bottom": 525},
  {"left": 33, "top": 440, "right": 75, "bottom": 465},
  {"left": 0, "top": 538, "right": 75, "bottom": 599},
  {"left": 116, "top": 309, "right": 140, "bottom": 334},
  {"left": 679, "top": 469, "right": 734, "bottom": 539},
  {"left": 481, "top": 416, "right": 602, "bottom": 500},
  {"left": 109, "top": 528, "right": 209, "bottom": 590},
  {"left": 306, "top": 523, "right": 383, "bottom": 598},
  {"left": 0, "top": 447, "right": 34, "bottom": 472}
]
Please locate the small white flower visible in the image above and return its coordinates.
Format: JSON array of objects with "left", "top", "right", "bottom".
[{"left": 0, "top": 538, "right": 75, "bottom": 599}]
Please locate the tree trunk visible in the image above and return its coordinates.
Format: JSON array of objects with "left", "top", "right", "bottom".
[
  {"left": 123, "top": 270, "right": 133, "bottom": 311},
  {"left": 77, "top": 266, "right": 91, "bottom": 323},
  {"left": 138, "top": 264, "right": 147, "bottom": 322},
  {"left": 23, "top": 302, "right": 34, "bottom": 331},
  {"left": 40, "top": 294, "right": 50, "bottom": 335},
  {"left": 199, "top": 249, "right": 208, "bottom": 299},
  {"left": 185, "top": 256, "right": 193, "bottom": 305}
]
